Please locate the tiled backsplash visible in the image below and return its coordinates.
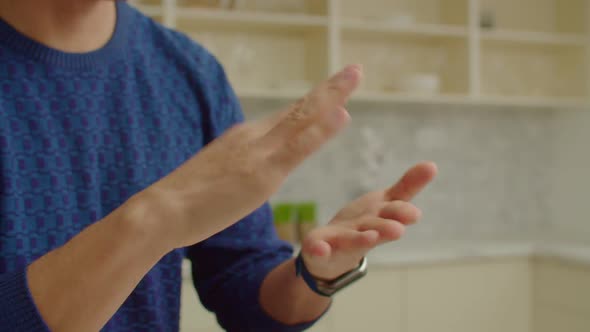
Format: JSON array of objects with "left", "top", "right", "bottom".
[
  {"left": 244, "top": 101, "right": 556, "bottom": 251},
  {"left": 547, "top": 110, "right": 590, "bottom": 245}
]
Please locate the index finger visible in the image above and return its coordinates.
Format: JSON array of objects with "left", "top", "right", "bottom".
[
  {"left": 385, "top": 162, "right": 438, "bottom": 201},
  {"left": 263, "top": 64, "right": 362, "bottom": 144}
]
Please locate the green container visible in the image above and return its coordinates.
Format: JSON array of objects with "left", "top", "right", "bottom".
[
  {"left": 273, "top": 203, "right": 297, "bottom": 225},
  {"left": 297, "top": 202, "right": 317, "bottom": 224}
]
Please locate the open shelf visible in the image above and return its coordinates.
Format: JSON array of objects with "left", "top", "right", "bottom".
[
  {"left": 180, "top": 24, "right": 328, "bottom": 93},
  {"left": 237, "top": 89, "right": 589, "bottom": 109},
  {"left": 128, "top": 0, "right": 590, "bottom": 109},
  {"left": 476, "top": 96, "right": 590, "bottom": 109},
  {"left": 135, "top": 4, "right": 163, "bottom": 17},
  {"left": 353, "top": 92, "right": 471, "bottom": 105},
  {"left": 175, "top": 7, "right": 328, "bottom": 29},
  {"left": 129, "top": 0, "right": 163, "bottom": 17},
  {"left": 481, "top": 40, "right": 588, "bottom": 99},
  {"left": 481, "top": 30, "right": 587, "bottom": 46},
  {"left": 342, "top": 32, "right": 469, "bottom": 96},
  {"left": 480, "top": 0, "right": 588, "bottom": 35},
  {"left": 176, "top": 0, "right": 328, "bottom": 16},
  {"left": 340, "top": 0, "right": 469, "bottom": 27},
  {"left": 237, "top": 88, "right": 472, "bottom": 105},
  {"left": 342, "top": 19, "right": 468, "bottom": 38}
]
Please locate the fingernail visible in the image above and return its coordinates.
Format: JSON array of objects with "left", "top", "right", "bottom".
[{"left": 337, "top": 65, "right": 361, "bottom": 81}]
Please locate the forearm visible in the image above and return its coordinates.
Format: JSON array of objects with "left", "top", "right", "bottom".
[
  {"left": 260, "top": 258, "right": 331, "bottom": 325},
  {"left": 27, "top": 194, "right": 168, "bottom": 332}
]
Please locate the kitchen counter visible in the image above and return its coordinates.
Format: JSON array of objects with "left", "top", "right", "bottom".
[
  {"left": 181, "top": 242, "right": 590, "bottom": 279},
  {"left": 367, "top": 242, "right": 535, "bottom": 267},
  {"left": 536, "top": 244, "right": 590, "bottom": 266},
  {"left": 368, "top": 242, "right": 590, "bottom": 268}
]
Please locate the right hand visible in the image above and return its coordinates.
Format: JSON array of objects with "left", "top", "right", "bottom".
[{"left": 127, "top": 65, "right": 363, "bottom": 250}]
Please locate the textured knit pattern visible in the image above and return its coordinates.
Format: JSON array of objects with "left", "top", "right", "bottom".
[{"left": 0, "top": 3, "right": 312, "bottom": 331}]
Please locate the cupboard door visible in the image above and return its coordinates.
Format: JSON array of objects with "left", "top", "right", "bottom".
[
  {"left": 535, "top": 304, "right": 590, "bottom": 332},
  {"left": 180, "top": 281, "right": 224, "bottom": 332},
  {"left": 331, "top": 269, "right": 404, "bottom": 332},
  {"left": 534, "top": 259, "right": 590, "bottom": 331},
  {"left": 534, "top": 259, "right": 590, "bottom": 316},
  {"left": 306, "top": 314, "right": 332, "bottom": 332},
  {"left": 406, "top": 259, "right": 531, "bottom": 332}
]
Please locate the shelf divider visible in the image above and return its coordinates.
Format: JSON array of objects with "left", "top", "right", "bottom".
[
  {"left": 468, "top": 0, "right": 481, "bottom": 97},
  {"left": 481, "top": 30, "right": 587, "bottom": 46},
  {"left": 174, "top": 7, "right": 329, "bottom": 29},
  {"left": 341, "top": 19, "right": 468, "bottom": 38},
  {"left": 586, "top": 0, "right": 590, "bottom": 104},
  {"left": 328, "top": 0, "right": 342, "bottom": 74},
  {"left": 163, "top": 0, "right": 176, "bottom": 28}
]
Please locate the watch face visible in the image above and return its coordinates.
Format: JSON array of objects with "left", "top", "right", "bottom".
[
  {"left": 296, "top": 252, "right": 368, "bottom": 297},
  {"left": 317, "top": 257, "right": 368, "bottom": 296}
]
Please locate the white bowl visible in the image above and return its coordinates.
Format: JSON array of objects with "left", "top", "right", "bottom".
[{"left": 392, "top": 74, "right": 440, "bottom": 95}]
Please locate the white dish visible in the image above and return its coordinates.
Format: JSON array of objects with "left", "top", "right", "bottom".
[{"left": 389, "top": 73, "right": 440, "bottom": 95}]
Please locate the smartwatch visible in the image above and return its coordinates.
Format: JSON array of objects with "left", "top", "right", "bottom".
[{"left": 295, "top": 251, "right": 368, "bottom": 297}]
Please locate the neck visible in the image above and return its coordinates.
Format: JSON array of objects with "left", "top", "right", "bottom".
[{"left": 0, "top": 0, "right": 117, "bottom": 53}]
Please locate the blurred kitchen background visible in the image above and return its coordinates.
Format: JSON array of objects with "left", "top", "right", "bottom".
[{"left": 131, "top": 0, "right": 590, "bottom": 331}]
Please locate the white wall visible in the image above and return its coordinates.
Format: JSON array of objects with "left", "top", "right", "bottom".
[
  {"left": 549, "top": 110, "right": 590, "bottom": 244},
  {"left": 246, "top": 102, "right": 590, "bottom": 248},
  {"left": 244, "top": 102, "right": 554, "bottom": 249}
]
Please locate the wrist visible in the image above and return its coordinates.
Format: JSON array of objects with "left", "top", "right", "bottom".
[{"left": 117, "top": 190, "right": 176, "bottom": 256}]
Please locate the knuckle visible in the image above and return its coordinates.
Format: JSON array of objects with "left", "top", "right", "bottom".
[
  {"left": 291, "top": 96, "right": 308, "bottom": 111},
  {"left": 328, "top": 81, "right": 344, "bottom": 94},
  {"left": 284, "top": 135, "right": 303, "bottom": 156},
  {"left": 286, "top": 132, "right": 315, "bottom": 157},
  {"left": 307, "top": 90, "right": 326, "bottom": 108},
  {"left": 285, "top": 97, "right": 309, "bottom": 122},
  {"left": 326, "top": 77, "right": 348, "bottom": 96}
]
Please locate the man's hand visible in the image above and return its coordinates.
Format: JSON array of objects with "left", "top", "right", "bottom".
[
  {"left": 300, "top": 162, "right": 438, "bottom": 279},
  {"left": 131, "top": 65, "right": 363, "bottom": 250}
]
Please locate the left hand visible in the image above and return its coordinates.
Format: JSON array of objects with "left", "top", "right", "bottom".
[{"left": 300, "top": 162, "right": 438, "bottom": 280}]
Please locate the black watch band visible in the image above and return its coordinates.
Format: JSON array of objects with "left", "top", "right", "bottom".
[{"left": 295, "top": 251, "right": 368, "bottom": 297}]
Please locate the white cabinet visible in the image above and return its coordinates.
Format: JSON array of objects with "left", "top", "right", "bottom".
[
  {"left": 330, "top": 269, "right": 404, "bottom": 332},
  {"left": 179, "top": 270, "right": 404, "bottom": 332},
  {"left": 129, "top": 0, "right": 590, "bottom": 108},
  {"left": 533, "top": 258, "right": 590, "bottom": 332},
  {"left": 178, "top": 257, "right": 590, "bottom": 332},
  {"left": 180, "top": 281, "right": 224, "bottom": 332},
  {"left": 535, "top": 305, "right": 589, "bottom": 332},
  {"left": 405, "top": 259, "right": 531, "bottom": 332},
  {"left": 305, "top": 314, "right": 332, "bottom": 332}
]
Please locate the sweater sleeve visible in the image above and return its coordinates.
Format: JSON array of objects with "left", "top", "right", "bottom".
[
  {"left": 185, "top": 58, "right": 322, "bottom": 331},
  {"left": 186, "top": 204, "right": 319, "bottom": 332},
  {"left": 0, "top": 270, "right": 50, "bottom": 331}
]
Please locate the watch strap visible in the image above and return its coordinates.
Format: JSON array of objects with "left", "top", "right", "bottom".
[{"left": 295, "top": 252, "right": 331, "bottom": 297}]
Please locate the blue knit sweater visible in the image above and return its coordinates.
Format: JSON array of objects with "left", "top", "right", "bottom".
[{"left": 0, "top": 3, "right": 310, "bottom": 331}]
